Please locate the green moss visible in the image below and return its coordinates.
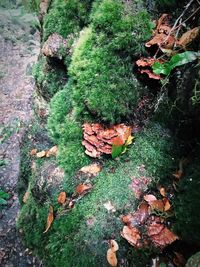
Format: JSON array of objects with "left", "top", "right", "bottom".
[
  {"left": 174, "top": 155, "right": 200, "bottom": 246},
  {"left": 18, "top": 124, "right": 176, "bottom": 267},
  {"left": 33, "top": 57, "right": 67, "bottom": 100},
  {"left": 43, "top": 0, "right": 94, "bottom": 41}
]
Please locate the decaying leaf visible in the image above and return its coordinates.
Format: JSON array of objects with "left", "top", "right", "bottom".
[
  {"left": 140, "top": 69, "right": 162, "bottom": 80},
  {"left": 36, "top": 150, "right": 46, "bottom": 158},
  {"left": 129, "top": 176, "right": 151, "bottom": 199},
  {"left": 150, "top": 200, "right": 164, "bottom": 212},
  {"left": 76, "top": 183, "right": 92, "bottom": 195},
  {"left": 23, "top": 190, "right": 30, "bottom": 203},
  {"left": 79, "top": 163, "right": 102, "bottom": 176},
  {"left": 30, "top": 149, "right": 37, "bottom": 156},
  {"left": 151, "top": 227, "right": 178, "bottom": 247},
  {"left": 46, "top": 145, "right": 58, "bottom": 157},
  {"left": 107, "top": 248, "right": 118, "bottom": 267},
  {"left": 122, "top": 203, "right": 149, "bottom": 227},
  {"left": 121, "top": 226, "right": 141, "bottom": 247},
  {"left": 109, "top": 240, "right": 119, "bottom": 252},
  {"left": 43, "top": 206, "right": 54, "bottom": 233},
  {"left": 147, "top": 221, "right": 165, "bottom": 236},
  {"left": 104, "top": 201, "right": 116, "bottom": 213},
  {"left": 57, "top": 192, "right": 67, "bottom": 204},
  {"left": 177, "top": 27, "right": 199, "bottom": 49},
  {"left": 144, "top": 194, "right": 157, "bottom": 204}
]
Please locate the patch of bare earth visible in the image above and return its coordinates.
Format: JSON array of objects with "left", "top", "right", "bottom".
[{"left": 0, "top": 6, "right": 42, "bottom": 267}]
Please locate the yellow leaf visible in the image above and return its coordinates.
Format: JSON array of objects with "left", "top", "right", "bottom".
[
  {"left": 36, "top": 150, "right": 46, "bottom": 158},
  {"left": 46, "top": 145, "right": 58, "bottom": 157},
  {"left": 125, "top": 135, "right": 134, "bottom": 146},
  {"left": 79, "top": 164, "right": 102, "bottom": 176},
  {"left": 43, "top": 206, "right": 54, "bottom": 233},
  {"left": 107, "top": 248, "right": 117, "bottom": 267}
]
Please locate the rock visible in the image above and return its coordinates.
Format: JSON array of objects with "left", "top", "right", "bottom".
[
  {"left": 42, "top": 33, "right": 70, "bottom": 60},
  {"left": 186, "top": 251, "right": 200, "bottom": 267}
]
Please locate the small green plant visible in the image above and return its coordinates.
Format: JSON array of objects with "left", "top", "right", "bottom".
[{"left": 0, "top": 189, "right": 10, "bottom": 207}]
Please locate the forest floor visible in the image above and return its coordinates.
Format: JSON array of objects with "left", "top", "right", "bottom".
[{"left": 0, "top": 6, "right": 42, "bottom": 266}]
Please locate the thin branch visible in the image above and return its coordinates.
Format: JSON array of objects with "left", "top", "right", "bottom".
[{"left": 174, "top": 6, "right": 200, "bottom": 31}]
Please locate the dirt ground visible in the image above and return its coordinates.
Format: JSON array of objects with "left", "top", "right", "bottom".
[{"left": 0, "top": 5, "right": 42, "bottom": 267}]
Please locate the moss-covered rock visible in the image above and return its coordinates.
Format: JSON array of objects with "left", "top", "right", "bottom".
[
  {"left": 186, "top": 251, "right": 200, "bottom": 267},
  {"left": 18, "top": 124, "right": 176, "bottom": 267}
]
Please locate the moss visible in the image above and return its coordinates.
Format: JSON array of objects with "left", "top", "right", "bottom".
[
  {"left": 174, "top": 155, "right": 200, "bottom": 246},
  {"left": 33, "top": 56, "right": 67, "bottom": 101},
  {"left": 18, "top": 124, "right": 176, "bottom": 267},
  {"left": 43, "top": 0, "right": 94, "bottom": 41}
]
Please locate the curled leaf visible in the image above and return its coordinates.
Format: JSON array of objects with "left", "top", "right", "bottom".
[
  {"left": 43, "top": 206, "right": 54, "bottom": 233},
  {"left": 57, "top": 192, "right": 67, "bottom": 204},
  {"left": 76, "top": 183, "right": 92, "bottom": 195},
  {"left": 159, "top": 187, "right": 166, "bottom": 197},
  {"left": 107, "top": 248, "right": 118, "bottom": 267}
]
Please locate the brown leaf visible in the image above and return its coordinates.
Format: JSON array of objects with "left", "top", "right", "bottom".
[
  {"left": 163, "top": 198, "right": 171, "bottom": 211},
  {"left": 159, "top": 187, "right": 166, "bottom": 197},
  {"left": 150, "top": 200, "right": 164, "bottom": 212},
  {"left": 147, "top": 221, "right": 165, "bottom": 236},
  {"left": 76, "top": 183, "right": 92, "bottom": 195},
  {"left": 107, "top": 248, "right": 117, "bottom": 267},
  {"left": 144, "top": 194, "right": 157, "bottom": 204},
  {"left": 121, "top": 226, "right": 141, "bottom": 247},
  {"left": 173, "top": 252, "right": 186, "bottom": 267},
  {"left": 172, "top": 170, "right": 183, "bottom": 180},
  {"left": 43, "top": 206, "right": 54, "bottom": 233},
  {"left": 140, "top": 69, "right": 162, "bottom": 80},
  {"left": 23, "top": 191, "right": 30, "bottom": 203},
  {"left": 151, "top": 227, "right": 178, "bottom": 247},
  {"left": 177, "top": 27, "right": 199, "bottom": 48},
  {"left": 57, "top": 192, "right": 67, "bottom": 204},
  {"left": 136, "top": 57, "right": 164, "bottom": 67},
  {"left": 36, "top": 150, "right": 46, "bottom": 158},
  {"left": 122, "top": 203, "right": 149, "bottom": 227},
  {"left": 46, "top": 145, "right": 58, "bottom": 157},
  {"left": 129, "top": 176, "right": 151, "bottom": 199},
  {"left": 109, "top": 240, "right": 119, "bottom": 252},
  {"left": 104, "top": 201, "right": 116, "bottom": 212},
  {"left": 79, "top": 163, "right": 102, "bottom": 176},
  {"left": 30, "top": 149, "right": 37, "bottom": 156}
]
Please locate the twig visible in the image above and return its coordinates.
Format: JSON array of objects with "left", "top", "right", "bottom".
[{"left": 174, "top": 6, "right": 200, "bottom": 31}]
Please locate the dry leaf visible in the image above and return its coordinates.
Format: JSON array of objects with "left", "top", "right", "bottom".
[
  {"left": 121, "top": 226, "right": 141, "bottom": 247},
  {"left": 36, "top": 150, "right": 46, "bottom": 158},
  {"left": 107, "top": 248, "right": 118, "bottom": 267},
  {"left": 46, "top": 145, "right": 58, "bottom": 157},
  {"left": 23, "top": 191, "right": 30, "bottom": 203},
  {"left": 173, "top": 252, "right": 186, "bottom": 267},
  {"left": 122, "top": 203, "right": 149, "bottom": 227},
  {"left": 159, "top": 187, "right": 166, "bottom": 197},
  {"left": 177, "top": 27, "right": 199, "bottom": 48},
  {"left": 147, "top": 221, "right": 165, "bottom": 236},
  {"left": 172, "top": 170, "right": 183, "bottom": 180},
  {"left": 79, "top": 163, "right": 102, "bottom": 176},
  {"left": 76, "top": 183, "right": 92, "bottom": 195},
  {"left": 144, "top": 194, "right": 157, "bottom": 204},
  {"left": 163, "top": 198, "right": 171, "bottom": 211},
  {"left": 104, "top": 201, "right": 116, "bottom": 212},
  {"left": 109, "top": 240, "right": 119, "bottom": 252},
  {"left": 43, "top": 206, "right": 54, "bottom": 233},
  {"left": 150, "top": 200, "right": 164, "bottom": 212},
  {"left": 30, "top": 149, "right": 37, "bottom": 156},
  {"left": 151, "top": 227, "right": 178, "bottom": 247},
  {"left": 57, "top": 192, "right": 67, "bottom": 204}
]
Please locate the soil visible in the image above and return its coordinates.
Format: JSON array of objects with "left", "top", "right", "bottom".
[{"left": 0, "top": 5, "right": 42, "bottom": 267}]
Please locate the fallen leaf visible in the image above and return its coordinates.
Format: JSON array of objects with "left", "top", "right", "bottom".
[
  {"left": 46, "top": 145, "right": 58, "bottom": 157},
  {"left": 172, "top": 170, "right": 183, "bottom": 180},
  {"left": 43, "top": 206, "right": 54, "bottom": 233},
  {"left": 30, "top": 149, "right": 37, "bottom": 156},
  {"left": 140, "top": 69, "right": 162, "bottom": 80},
  {"left": 177, "top": 27, "right": 199, "bottom": 49},
  {"left": 121, "top": 226, "right": 141, "bottom": 247},
  {"left": 104, "top": 201, "right": 116, "bottom": 212},
  {"left": 109, "top": 240, "right": 119, "bottom": 252},
  {"left": 136, "top": 57, "right": 164, "bottom": 67},
  {"left": 76, "top": 183, "right": 92, "bottom": 195},
  {"left": 122, "top": 203, "right": 149, "bottom": 227},
  {"left": 173, "top": 252, "right": 186, "bottom": 267},
  {"left": 36, "top": 150, "right": 46, "bottom": 158},
  {"left": 129, "top": 176, "right": 151, "bottom": 199},
  {"left": 147, "top": 221, "right": 165, "bottom": 236},
  {"left": 150, "top": 200, "right": 164, "bottom": 212},
  {"left": 151, "top": 227, "right": 178, "bottom": 247},
  {"left": 107, "top": 248, "right": 118, "bottom": 267},
  {"left": 159, "top": 187, "right": 166, "bottom": 197},
  {"left": 57, "top": 192, "right": 67, "bottom": 204},
  {"left": 144, "top": 194, "right": 157, "bottom": 204},
  {"left": 23, "top": 191, "right": 30, "bottom": 203},
  {"left": 163, "top": 198, "right": 171, "bottom": 211},
  {"left": 79, "top": 163, "right": 102, "bottom": 176}
]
